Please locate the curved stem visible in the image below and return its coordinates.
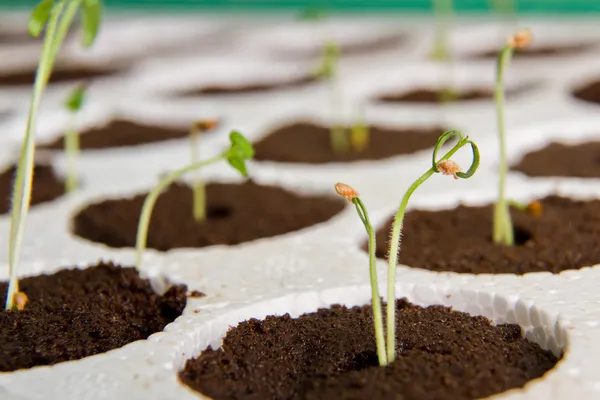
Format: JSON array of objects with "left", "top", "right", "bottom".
[
  {"left": 6, "top": 1, "right": 73, "bottom": 311},
  {"left": 135, "top": 154, "right": 225, "bottom": 268},
  {"left": 385, "top": 136, "right": 473, "bottom": 362},
  {"left": 353, "top": 198, "right": 387, "bottom": 366},
  {"left": 493, "top": 45, "right": 514, "bottom": 246}
]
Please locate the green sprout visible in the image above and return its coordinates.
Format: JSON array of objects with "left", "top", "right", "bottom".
[
  {"left": 63, "top": 83, "right": 87, "bottom": 193},
  {"left": 385, "top": 130, "right": 480, "bottom": 363},
  {"left": 5, "top": 0, "right": 102, "bottom": 311},
  {"left": 349, "top": 108, "right": 369, "bottom": 152},
  {"left": 334, "top": 183, "right": 386, "bottom": 366},
  {"left": 134, "top": 131, "right": 254, "bottom": 268},
  {"left": 189, "top": 120, "right": 219, "bottom": 222},
  {"left": 313, "top": 40, "right": 349, "bottom": 154},
  {"left": 493, "top": 29, "right": 531, "bottom": 246},
  {"left": 430, "top": 0, "right": 453, "bottom": 62}
]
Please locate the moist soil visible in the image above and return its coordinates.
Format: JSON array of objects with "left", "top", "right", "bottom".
[
  {"left": 180, "top": 299, "right": 558, "bottom": 400},
  {"left": 0, "top": 262, "right": 187, "bottom": 372},
  {"left": 0, "top": 163, "right": 64, "bottom": 214},
  {"left": 572, "top": 80, "right": 600, "bottom": 104},
  {"left": 373, "top": 195, "right": 600, "bottom": 274},
  {"left": 38, "top": 119, "right": 191, "bottom": 150},
  {"left": 72, "top": 181, "right": 345, "bottom": 251},
  {"left": 178, "top": 74, "right": 319, "bottom": 96},
  {"left": 376, "top": 86, "right": 528, "bottom": 104},
  {"left": 0, "top": 65, "right": 120, "bottom": 86},
  {"left": 252, "top": 122, "right": 450, "bottom": 163},
  {"left": 511, "top": 141, "right": 600, "bottom": 178},
  {"left": 469, "top": 43, "right": 594, "bottom": 60}
]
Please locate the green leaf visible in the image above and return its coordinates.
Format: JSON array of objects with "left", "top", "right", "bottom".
[
  {"left": 226, "top": 131, "right": 254, "bottom": 176},
  {"left": 28, "top": 0, "right": 55, "bottom": 38},
  {"left": 81, "top": 0, "right": 102, "bottom": 47},
  {"left": 64, "top": 83, "right": 87, "bottom": 112}
]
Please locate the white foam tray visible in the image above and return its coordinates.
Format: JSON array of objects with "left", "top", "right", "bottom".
[{"left": 0, "top": 12, "right": 600, "bottom": 400}]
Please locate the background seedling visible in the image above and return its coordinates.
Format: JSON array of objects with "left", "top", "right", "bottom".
[
  {"left": 385, "top": 130, "right": 479, "bottom": 363},
  {"left": 6, "top": 0, "right": 102, "bottom": 311},
  {"left": 334, "top": 183, "right": 386, "bottom": 366},
  {"left": 63, "top": 83, "right": 87, "bottom": 193},
  {"left": 430, "top": 0, "right": 458, "bottom": 104},
  {"left": 349, "top": 107, "right": 369, "bottom": 152},
  {"left": 135, "top": 131, "right": 254, "bottom": 268},
  {"left": 189, "top": 120, "right": 219, "bottom": 222},
  {"left": 431, "top": 0, "right": 453, "bottom": 62},
  {"left": 493, "top": 29, "right": 531, "bottom": 246},
  {"left": 314, "top": 40, "right": 349, "bottom": 154}
]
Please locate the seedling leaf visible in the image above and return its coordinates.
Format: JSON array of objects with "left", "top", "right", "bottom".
[
  {"left": 64, "top": 83, "right": 87, "bottom": 112},
  {"left": 28, "top": 0, "right": 55, "bottom": 38},
  {"left": 226, "top": 131, "right": 254, "bottom": 176},
  {"left": 81, "top": 0, "right": 102, "bottom": 47}
]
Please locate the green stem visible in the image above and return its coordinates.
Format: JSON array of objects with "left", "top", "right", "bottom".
[
  {"left": 190, "top": 128, "right": 205, "bottom": 222},
  {"left": 493, "top": 45, "right": 514, "bottom": 246},
  {"left": 350, "top": 109, "right": 369, "bottom": 152},
  {"left": 135, "top": 154, "right": 225, "bottom": 268},
  {"left": 352, "top": 197, "right": 387, "bottom": 366},
  {"left": 6, "top": 0, "right": 76, "bottom": 311},
  {"left": 385, "top": 131, "right": 479, "bottom": 363},
  {"left": 64, "top": 113, "right": 79, "bottom": 193}
]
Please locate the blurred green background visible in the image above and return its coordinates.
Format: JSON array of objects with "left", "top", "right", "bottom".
[{"left": 0, "top": 0, "right": 599, "bottom": 13}]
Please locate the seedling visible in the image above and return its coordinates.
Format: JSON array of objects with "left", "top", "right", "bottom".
[
  {"left": 313, "top": 40, "right": 350, "bottom": 154},
  {"left": 135, "top": 131, "right": 254, "bottom": 268},
  {"left": 430, "top": 0, "right": 453, "bottom": 62},
  {"left": 384, "top": 129, "right": 479, "bottom": 363},
  {"left": 349, "top": 108, "right": 369, "bottom": 152},
  {"left": 5, "top": 0, "right": 102, "bottom": 311},
  {"left": 493, "top": 29, "right": 532, "bottom": 246},
  {"left": 63, "top": 83, "right": 87, "bottom": 193},
  {"left": 334, "top": 183, "right": 386, "bottom": 366},
  {"left": 336, "top": 130, "right": 480, "bottom": 366},
  {"left": 189, "top": 120, "right": 219, "bottom": 222}
]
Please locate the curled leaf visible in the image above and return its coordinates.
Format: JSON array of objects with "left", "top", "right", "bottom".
[
  {"left": 81, "top": 0, "right": 102, "bottom": 47},
  {"left": 226, "top": 131, "right": 254, "bottom": 176},
  {"left": 28, "top": 0, "right": 55, "bottom": 38}
]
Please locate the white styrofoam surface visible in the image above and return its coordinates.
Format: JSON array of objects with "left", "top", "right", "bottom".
[{"left": 1, "top": 12, "right": 600, "bottom": 400}]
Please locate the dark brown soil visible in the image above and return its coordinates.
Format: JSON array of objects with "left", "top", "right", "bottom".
[
  {"left": 373, "top": 195, "right": 600, "bottom": 274},
  {"left": 572, "top": 80, "right": 600, "bottom": 104},
  {"left": 180, "top": 299, "right": 558, "bottom": 400},
  {"left": 0, "top": 64, "right": 120, "bottom": 86},
  {"left": 0, "top": 262, "right": 187, "bottom": 372},
  {"left": 376, "top": 86, "right": 528, "bottom": 104},
  {"left": 470, "top": 43, "right": 594, "bottom": 60},
  {"left": 72, "top": 181, "right": 345, "bottom": 251},
  {"left": 0, "top": 163, "right": 64, "bottom": 214},
  {"left": 38, "top": 119, "right": 191, "bottom": 150},
  {"left": 252, "top": 122, "right": 451, "bottom": 164},
  {"left": 178, "top": 74, "right": 319, "bottom": 96},
  {"left": 511, "top": 141, "right": 600, "bottom": 178}
]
